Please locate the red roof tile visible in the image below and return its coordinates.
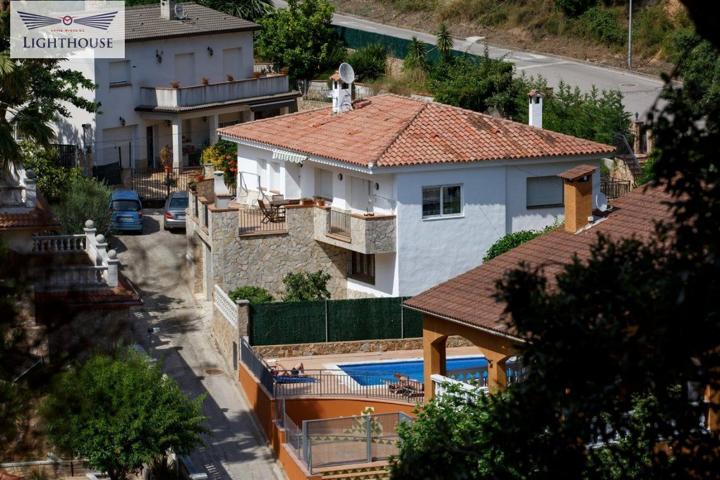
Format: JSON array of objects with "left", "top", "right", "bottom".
[
  {"left": 0, "top": 195, "right": 60, "bottom": 231},
  {"left": 219, "top": 94, "right": 616, "bottom": 168},
  {"left": 404, "top": 186, "right": 674, "bottom": 338}
]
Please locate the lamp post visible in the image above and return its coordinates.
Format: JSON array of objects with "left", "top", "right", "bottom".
[{"left": 627, "top": 0, "right": 633, "bottom": 70}]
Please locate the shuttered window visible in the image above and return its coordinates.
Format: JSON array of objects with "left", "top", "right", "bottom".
[{"left": 527, "top": 176, "right": 563, "bottom": 208}]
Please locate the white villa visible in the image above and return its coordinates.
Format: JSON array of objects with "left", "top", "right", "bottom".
[
  {"left": 195, "top": 93, "right": 615, "bottom": 299},
  {"left": 60, "top": 1, "right": 299, "bottom": 170}
]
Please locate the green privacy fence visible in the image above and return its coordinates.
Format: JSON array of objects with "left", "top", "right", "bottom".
[
  {"left": 249, "top": 297, "right": 423, "bottom": 346},
  {"left": 335, "top": 25, "right": 472, "bottom": 63}
]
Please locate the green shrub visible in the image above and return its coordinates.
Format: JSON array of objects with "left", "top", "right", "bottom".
[
  {"left": 484, "top": 227, "right": 555, "bottom": 262},
  {"left": 555, "top": 0, "right": 597, "bottom": 18},
  {"left": 53, "top": 176, "right": 112, "bottom": 234},
  {"left": 633, "top": 5, "right": 674, "bottom": 56},
  {"left": 228, "top": 286, "right": 274, "bottom": 304},
  {"left": 282, "top": 270, "right": 331, "bottom": 302},
  {"left": 382, "top": 0, "right": 436, "bottom": 13},
  {"left": 403, "top": 37, "right": 429, "bottom": 72},
  {"left": 19, "top": 142, "right": 82, "bottom": 204},
  {"left": 576, "top": 6, "right": 625, "bottom": 47},
  {"left": 347, "top": 43, "right": 388, "bottom": 82}
]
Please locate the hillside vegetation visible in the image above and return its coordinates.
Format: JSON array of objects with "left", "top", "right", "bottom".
[{"left": 331, "top": 0, "right": 692, "bottom": 73}]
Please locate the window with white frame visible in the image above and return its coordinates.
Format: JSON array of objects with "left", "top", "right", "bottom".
[
  {"left": 526, "top": 176, "right": 564, "bottom": 209},
  {"left": 109, "top": 60, "right": 130, "bottom": 86},
  {"left": 422, "top": 184, "right": 462, "bottom": 218}
]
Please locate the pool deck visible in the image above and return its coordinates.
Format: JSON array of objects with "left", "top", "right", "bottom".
[{"left": 265, "top": 345, "right": 484, "bottom": 370}]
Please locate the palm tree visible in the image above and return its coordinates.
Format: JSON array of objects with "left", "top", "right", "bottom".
[
  {"left": 404, "top": 37, "right": 429, "bottom": 72},
  {"left": 436, "top": 23, "right": 453, "bottom": 62}
]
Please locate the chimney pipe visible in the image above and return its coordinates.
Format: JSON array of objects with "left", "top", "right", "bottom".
[
  {"left": 160, "top": 0, "right": 176, "bottom": 20},
  {"left": 558, "top": 165, "right": 597, "bottom": 234},
  {"left": 528, "top": 90, "right": 543, "bottom": 128}
]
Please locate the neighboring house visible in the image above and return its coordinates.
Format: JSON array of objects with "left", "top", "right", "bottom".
[
  {"left": 404, "top": 168, "right": 675, "bottom": 402},
  {"left": 59, "top": 0, "right": 299, "bottom": 170},
  {"left": 196, "top": 93, "right": 614, "bottom": 300}
]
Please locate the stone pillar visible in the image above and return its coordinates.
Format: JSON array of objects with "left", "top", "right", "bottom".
[
  {"left": 105, "top": 249, "right": 119, "bottom": 287},
  {"left": 171, "top": 119, "right": 182, "bottom": 168},
  {"left": 486, "top": 352, "right": 509, "bottom": 392},
  {"left": 236, "top": 299, "right": 249, "bottom": 337},
  {"left": 84, "top": 220, "right": 97, "bottom": 255},
  {"left": 24, "top": 171, "right": 37, "bottom": 208},
  {"left": 423, "top": 315, "right": 448, "bottom": 403},
  {"left": 94, "top": 234, "right": 107, "bottom": 266},
  {"left": 209, "top": 114, "right": 219, "bottom": 144}
]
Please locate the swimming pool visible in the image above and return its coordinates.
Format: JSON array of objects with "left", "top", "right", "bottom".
[{"left": 338, "top": 356, "right": 488, "bottom": 386}]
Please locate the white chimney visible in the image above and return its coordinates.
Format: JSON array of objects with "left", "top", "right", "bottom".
[
  {"left": 528, "top": 90, "right": 543, "bottom": 128},
  {"left": 160, "top": 0, "right": 176, "bottom": 20}
]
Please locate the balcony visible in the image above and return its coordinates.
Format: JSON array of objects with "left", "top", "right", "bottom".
[
  {"left": 313, "top": 208, "right": 396, "bottom": 254},
  {"left": 138, "top": 74, "right": 291, "bottom": 110}
]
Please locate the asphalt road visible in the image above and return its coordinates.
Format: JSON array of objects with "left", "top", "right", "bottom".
[
  {"left": 113, "top": 212, "right": 285, "bottom": 480},
  {"left": 272, "top": 0, "right": 665, "bottom": 120}
]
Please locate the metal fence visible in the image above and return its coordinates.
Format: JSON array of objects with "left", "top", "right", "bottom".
[
  {"left": 238, "top": 208, "right": 288, "bottom": 236},
  {"left": 130, "top": 166, "right": 201, "bottom": 204},
  {"left": 327, "top": 209, "right": 351, "bottom": 238},
  {"left": 292, "top": 412, "right": 411, "bottom": 473},
  {"left": 249, "top": 297, "right": 423, "bottom": 346},
  {"left": 601, "top": 178, "right": 632, "bottom": 200}
]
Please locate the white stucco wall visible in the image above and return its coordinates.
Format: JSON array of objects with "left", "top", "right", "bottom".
[
  {"left": 347, "top": 252, "right": 398, "bottom": 297},
  {"left": 393, "top": 157, "right": 603, "bottom": 296}
]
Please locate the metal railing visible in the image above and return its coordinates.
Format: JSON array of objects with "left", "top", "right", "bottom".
[
  {"left": 32, "top": 234, "right": 86, "bottom": 253},
  {"left": 240, "top": 337, "right": 275, "bottom": 395},
  {"left": 297, "top": 412, "right": 411, "bottom": 473},
  {"left": 238, "top": 208, "right": 287, "bottom": 236},
  {"left": 601, "top": 178, "right": 632, "bottom": 200},
  {"left": 273, "top": 369, "right": 423, "bottom": 403},
  {"left": 327, "top": 209, "right": 351, "bottom": 239}
]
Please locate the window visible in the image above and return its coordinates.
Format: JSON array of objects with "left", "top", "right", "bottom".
[
  {"left": 348, "top": 252, "right": 375, "bottom": 285},
  {"left": 109, "top": 60, "right": 130, "bottom": 86},
  {"left": 422, "top": 184, "right": 462, "bottom": 218},
  {"left": 527, "top": 176, "right": 563, "bottom": 209}
]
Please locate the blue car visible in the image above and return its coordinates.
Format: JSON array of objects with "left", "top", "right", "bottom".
[{"left": 110, "top": 190, "right": 143, "bottom": 233}]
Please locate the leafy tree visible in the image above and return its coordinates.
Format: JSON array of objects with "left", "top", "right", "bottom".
[
  {"left": 393, "top": 5, "right": 720, "bottom": 476},
  {"left": 483, "top": 229, "right": 547, "bottom": 262},
  {"left": 403, "top": 37, "right": 429, "bottom": 72},
  {"left": 282, "top": 270, "right": 331, "bottom": 301},
  {"left": 19, "top": 142, "right": 82, "bottom": 203},
  {"left": 0, "top": 9, "right": 95, "bottom": 169},
  {"left": 53, "top": 176, "right": 112, "bottom": 234},
  {"left": 435, "top": 23, "right": 453, "bottom": 62},
  {"left": 201, "top": 139, "right": 237, "bottom": 187},
  {"left": 347, "top": 43, "right": 388, "bottom": 82},
  {"left": 228, "top": 285, "right": 274, "bottom": 304},
  {"left": 42, "top": 351, "right": 207, "bottom": 480},
  {"left": 256, "top": 0, "right": 344, "bottom": 86},
  {"left": 431, "top": 53, "right": 522, "bottom": 118}
]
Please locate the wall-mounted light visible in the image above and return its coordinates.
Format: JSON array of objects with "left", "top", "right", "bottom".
[
  {"left": 207, "top": 46, "right": 214, "bottom": 56},
  {"left": 375, "top": 182, "right": 380, "bottom": 191},
  {"left": 165, "top": 120, "right": 172, "bottom": 127},
  {"left": 337, "top": 173, "right": 343, "bottom": 181},
  {"left": 119, "top": 116, "right": 126, "bottom": 126},
  {"left": 155, "top": 49, "right": 163, "bottom": 63}
]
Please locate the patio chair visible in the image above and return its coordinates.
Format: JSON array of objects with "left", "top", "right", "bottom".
[{"left": 257, "top": 199, "right": 285, "bottom": 223}]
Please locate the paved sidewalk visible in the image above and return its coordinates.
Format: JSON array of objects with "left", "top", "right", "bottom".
[{"left": 114, "top": 213, "right": 285, "bottom": 480}]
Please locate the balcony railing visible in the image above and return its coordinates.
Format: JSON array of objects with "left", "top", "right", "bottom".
[
  {"left": 139, "top": 75, "right": 290, "bottom": 109},
  {"left": 238, "top": 208, "right": 287, "bottom": 236},
  {"left": 327, "top": 209, "right": 351, "bottom": 239}
]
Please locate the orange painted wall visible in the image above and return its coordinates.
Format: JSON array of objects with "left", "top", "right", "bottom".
[
  {"left": 238, "top": 363, "right": 276, "bottom": 439},
  {"left": 285, "top": 398, "right": 417, "bottom": 424}
]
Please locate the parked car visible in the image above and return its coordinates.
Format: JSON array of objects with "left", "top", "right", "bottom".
[
  {"left": 163, "top": 191, "right": 188, "bottom": 230},
  {"left": 110, "top": 189, "right": 143, "bottom": 233}
]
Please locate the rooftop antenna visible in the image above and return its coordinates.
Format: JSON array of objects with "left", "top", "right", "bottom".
[
  {"left": 332, "top": 63, "right": 355, "bottom": 114},
  {"left": 174, "top": 3, "right": 187, "bottom": 20}
]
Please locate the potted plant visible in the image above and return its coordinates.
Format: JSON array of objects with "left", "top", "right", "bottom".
[
  {"left": 226, "top": 74, "right": 234, "bottom": 82},
  {"left": 188, "top": 174, "right": 204, "bottom": 192},
  {"left": 314, "top": 197, "right": 326, "bottom": 207},
  {"left": 160, "top": 145, "right": 172, "bottom": 173},
  {"left": 201, "top": 77, "right": 209, "bottom": 86},
  {"left": 170, "top": 80, "right": 181, "bottom": 89}
]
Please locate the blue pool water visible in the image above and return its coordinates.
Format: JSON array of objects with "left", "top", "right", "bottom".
[{"left": 339, "top": 356, "right": 488, "bottom": 386}]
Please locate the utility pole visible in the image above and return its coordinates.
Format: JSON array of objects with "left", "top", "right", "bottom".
[{"left": 627, "top": 0, "right": 633, "bottom": 70}]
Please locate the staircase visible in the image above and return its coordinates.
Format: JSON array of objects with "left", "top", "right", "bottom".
[{"left": 315, "top": 461, "right": 391, "bottom": 480}]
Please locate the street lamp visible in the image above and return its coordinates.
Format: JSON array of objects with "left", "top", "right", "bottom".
[{"left": 627, "top": 0, "right": 633, "bottom": 70}]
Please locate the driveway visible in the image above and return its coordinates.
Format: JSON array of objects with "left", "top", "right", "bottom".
[{"left": 112, "top": 211, "right": 285, "bottom": 480}]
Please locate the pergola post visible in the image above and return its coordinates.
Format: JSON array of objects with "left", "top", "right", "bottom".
[
  {"left": 423, "top": 315, "right": 447, "bottom": 403},
  {"left": 486, "top": 352, "right": 509, "bottom": 392}
]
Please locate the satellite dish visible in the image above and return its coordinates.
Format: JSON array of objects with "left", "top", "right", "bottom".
[
  {"left": 174, "top": 4, "right": 186, "bottom": 19},
  {"left": 339, "top": 63, "right": 355, "bottom": 84}
]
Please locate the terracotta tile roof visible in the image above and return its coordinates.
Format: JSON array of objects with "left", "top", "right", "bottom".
[
  {"left": 404, "top": 186, "right": 674, "bottom": 339},
  {"left": 219, "top": 94, "right": 616, "bottom": 168},
  {"left": 0, "top": 195, "right": 60, "bottom": 231}
]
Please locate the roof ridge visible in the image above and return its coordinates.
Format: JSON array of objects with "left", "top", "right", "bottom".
[{"left": 374, "top": 100, "right": 430, "bottom": 166}]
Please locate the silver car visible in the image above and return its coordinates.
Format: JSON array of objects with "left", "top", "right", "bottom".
[{"left": 163, "top": 191, "right": 188, "bottom": 231}]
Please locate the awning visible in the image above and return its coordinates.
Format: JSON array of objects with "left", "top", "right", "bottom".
[{"left": 272, "top": 148, "right": 307, "bottom": 164}]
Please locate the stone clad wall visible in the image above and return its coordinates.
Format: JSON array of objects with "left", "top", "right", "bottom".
[
  {"left": 211, "top": 205, "right": 350, "bottom": 299},
  {"left": 312, "top": 207, "right": 396, "bottom": 254},
  {"left": 211, "top": 301, "right": 248, "bottom": 373}
]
